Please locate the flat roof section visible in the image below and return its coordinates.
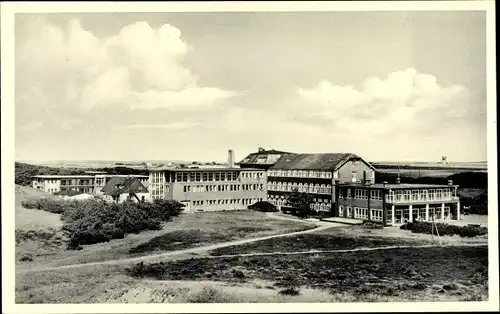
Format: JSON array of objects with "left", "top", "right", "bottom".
[
  {"left": 150, "top": 167, "right": 264, "bottom": 172},
  {"left": 32, "top": 175, "right": 95, "bottom": 179}
]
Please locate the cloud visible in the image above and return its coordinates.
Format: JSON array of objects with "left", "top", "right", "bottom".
[
  {"left": 16, "top": 18, "right": 237, "bottom": 117},
  {"left": 296, "top": 68, "right": 472, "bottom": 135},
  {"left": 116, "top": 122, "right": 199, "bottom": 130},
  {"left": 20, "top": 122, "right": 43, "bottom": 132}
]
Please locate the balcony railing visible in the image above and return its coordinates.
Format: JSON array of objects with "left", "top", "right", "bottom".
[{"left": 386, "top": 195, "right": 459, "bottom": 204}]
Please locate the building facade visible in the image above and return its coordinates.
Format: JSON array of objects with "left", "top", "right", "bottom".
[
  {"left": 335, "top": 180, "right": 461, "bottom": 225},
  {"left": 149, "top": 167, "right": 267, "bottom": 212},
  {"left": 32, "top": 174, "right": 149, "bottom": 195},
  {"left": 265, "top": 153, "right": 375, "bottom": 213}
]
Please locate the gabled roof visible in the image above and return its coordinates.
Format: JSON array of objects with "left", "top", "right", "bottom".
[
  {"left": 237, "top": 149, "right": 293, "bottom": 165},
  {"left": 270, "top": 153, "right": 375, "bottom": 171},
  {"left": 101, "top": 176, "right": 148, "bottom": 196}
]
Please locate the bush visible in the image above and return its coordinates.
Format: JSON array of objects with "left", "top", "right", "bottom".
[
  {"left": 400, "top": 221, "right": 487, "bottom": 238},
  {"left": 248, "top": 201, "right": 277, "bottom": 212},
  {"left": 23, "top": 198, "right": 185, "bottom": 248},
  {"left": 63, "top": 199, "right": 184, "bottom": 248},
  {"left": 278, "top": 287, "right": 300, "bottom": 296}
]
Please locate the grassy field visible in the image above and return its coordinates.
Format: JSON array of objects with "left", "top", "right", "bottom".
[
  {"left": 124, "top": 246, "right": 488, "bottom": 302},
  {"left": 208, "top": 230, "right": 430, "bottom": 256},
  {"left": 16, "top": 210, "right": 314, "bottom": 270},
  {"left": 16, "top": 241, "right": 488, "bottom": 303},
  {"left": 15, "top": 185, "right": 62, "bottom": 231}
]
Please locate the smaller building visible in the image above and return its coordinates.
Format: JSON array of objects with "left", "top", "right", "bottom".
[
  {"left": 335, "top": 179, "right": 461, "bottom": 226},
  {"left": 100, "top": 176, "right": 150, "bottom": 203},
  {"left": 32, "top": 175, "right": 96, "bottom": 194}
]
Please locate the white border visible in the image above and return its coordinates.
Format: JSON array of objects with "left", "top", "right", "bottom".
[{"left": 2, "top": 1, "right": 498, "bottom": 313}]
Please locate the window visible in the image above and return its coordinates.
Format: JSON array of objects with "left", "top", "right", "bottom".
[
  {"left": 428, "top": 189, "right": 435, "bottom": 200},
  {"left": 339, "top": 188, "right": 344, "bottom": 198},
  {"left": 326, "top": 184, "right": 332, "bottom": 194},
  {"left": 420, "top": 190, "right": 428, "bottom": 201},
  {"left": 355, "top": 189, "right": 368, "bottom": 199},
  {"left": 371, "top": 209, "right": 383, "bottom": 221},
  {"left": 395, "top": 190, "right": 403, "bottom": 202},
  {"left": 314, "top": 184, "right": 320, "bottom": 193},
  {"left": 298, "top": 183, "right": 303, "bottom": 192},
  {"left": 370, "top": 190, "right": 382, "bottom": 200},
  {"left": 346, "top": 188, "right": 351, "bottom": 198},
  {"left": 351, "top": 171, "right": 357, "bottom": 182},
  {"left": 404, "top": 190, "right": 411, "bottom": 202},
  {"left": 436, "top": 189, "right": 442, "bottom": 200},
  {"left": 412, "top": 190, "right": 419, "bottom": 201}
]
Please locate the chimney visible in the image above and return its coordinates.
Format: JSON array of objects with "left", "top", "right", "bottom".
[
  {"left": 396, "top": 176, "right": 401, "bottom": 184},
  {"left": 448, "top": 180, "right": 453, "bottom": 186},
  {"left": 228, "top": 149, "right": 235, "bottom": 168},
  {"left": 258, "top": 147, "right": 265, "bottom": 152}
]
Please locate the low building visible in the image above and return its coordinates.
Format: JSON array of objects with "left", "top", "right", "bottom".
[
  {"left": 100, "top": 176, "right": 150, "bottom": 203},
  {"left": 32, "top": 175, "right": 96, "bottom": 194},
  {"left": 149, "top": 151, "right": 267, "bottom": 212},
  {"left": 335, "top": 179, "right": 461, "bottom": 225},
  {"left": 32, "top": 174, "right": 149, "bottom": 195},
  {"left": 265, "top": 153, "right": 376, "bottom": 213}
]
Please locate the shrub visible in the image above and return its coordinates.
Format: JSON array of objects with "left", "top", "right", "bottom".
[
  {"left": 19, "top": 253, "right": 34, "bottom": 262},
  {"left": 64, "top": 199, "right": 183, "bottom": 248},
  {"left": 278, "top": 287, "right": 300, "bottom": 296},
  {"left": 400, "top": 221, "right": 487, "bottom": 238},
  {"left": 23, "top": 198, "right": 185, "bottom": 248},
  {"left": 248, "top": 201, "right": 277, "bottom": 212}
]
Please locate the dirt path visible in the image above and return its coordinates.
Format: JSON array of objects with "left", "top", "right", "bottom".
[{"left": 17, "top": 214, "right": 335, "bottom": 274}]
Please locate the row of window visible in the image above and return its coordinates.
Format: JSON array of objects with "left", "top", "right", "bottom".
[
  {"left": 241, "top": 172, "right": 266, "bottom": 179},
  {"left": 267, "top": 182, "right": 332, "bottom": 194},
  {"left": 339, "top": 189, "right": 382, "bottom": 200},
  {"left": 268, "top": 195, "right": 331, "bottom": 203},
  {"left": 268, "top": 169, "right": 335, "bottom": 179},
  {"left": 60, "top": 179, "right": 93, "bottom": 186},
  {"left": 267, "top": 198, "right": 332, "bottom": 211},
  {"left": 387, "top": 189, "right": 455, "bottom": 203},
  {"left": 183, "top": 184, "right": 265, "bottom": 193},
  {"left": 391, "top": 206, "right": 451, "bottom": 223},
  {"left": 338, "top": 206, "right": 383, "bottom": 221},
  {"left": 191, "top": 198, "right": 264, "bottom": 207},
  {"left": 169, "top": 171, "right": 265, "bottom": 183}
]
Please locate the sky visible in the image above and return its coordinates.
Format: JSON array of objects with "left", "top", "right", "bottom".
[{"left": 14, "top": 11, "right": 488, "bottom": 163}]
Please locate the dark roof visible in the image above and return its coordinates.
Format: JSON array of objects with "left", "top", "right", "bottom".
[
  {"left": 237, "top": 149, "right": 292, "bottom": 165},
  {"left": 101, "top": 176, "right": 148, "bottom": 196},
  {"left": 270, "top": 153, "right": 373, "bottom": 171}
]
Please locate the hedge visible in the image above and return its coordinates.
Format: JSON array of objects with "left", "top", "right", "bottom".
[
  {"left": 247, "top": 201, "right": 277, "bottom": 212},
  {"left": 400, "top": 220, "right": 487, "bottom": 238}
]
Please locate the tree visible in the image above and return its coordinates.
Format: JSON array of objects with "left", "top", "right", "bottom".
[{"left": 286, "top": 188, "right": 313, "bottom": 218}]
